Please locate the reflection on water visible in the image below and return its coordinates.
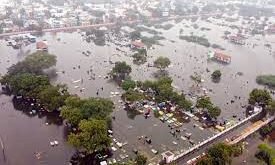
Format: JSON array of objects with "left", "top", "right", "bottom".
[{"left": 0, "top": 94, "right": 74, "bottom": 165}]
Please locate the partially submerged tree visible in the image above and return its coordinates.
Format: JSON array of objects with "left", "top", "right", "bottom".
[
  {"left": 130, "top": 30, "right": 141, "bottom": 41},
  {"left": 122, "top": 89, "right": 145, "bottom": 102},
  {"left": 122, "top": 79, "right": 136, "bottom": 91},
  {"left": 211, "top": 70, "right": 221, "bottom": 82},
  {"left": 256, "top": 143, "right": 275, "bottom": 165},
  {"left": 135, "top": 154, "right": 147, "bottom": 165},
  {"left": 61, "top": 96, "right": 114, "bottom": 125},
  {"left": 154, "top": 56, "right": 171, "bottom": 71},
  {"left": 197, "top": 143, "right": 235, "bottom": 165},
  {"left": 133, "top": 49, "right": 147, "bottom": 65},
  {"left": 68, "top": 119, "right": 111, "bottom": 153},
  {"left": 267, "top": 100, "right": 275, "bottom": 115},
  {"left": 37, "top": 84, "right": 70, "bottom": 111},
  {"left": 196, "top": 96, "right": 213, "bottom": 110},
  {"left": 249, "top": 89, "right": 272, "bottom": 106},
  {"left": 208, "top": 106, "right": 221, "bottom": 119},
  {"left": 110, "top": 61, "right": 132, "bottom": 80}
]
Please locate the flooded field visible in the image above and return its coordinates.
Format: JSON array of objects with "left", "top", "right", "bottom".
[{"left": 0, "top": 16, "right": 275, "bottom": 164}]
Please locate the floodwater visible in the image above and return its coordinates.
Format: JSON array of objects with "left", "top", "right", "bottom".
[
  {"left": 0, "top": 94, "right": 74, "bottom": 165},
  {"left": 0, "top": 16, "right": 275, "bottom": 164}
]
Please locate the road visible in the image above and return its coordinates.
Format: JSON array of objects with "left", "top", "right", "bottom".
[
  {"left": 173, "top": 121, "right": 252, "bottom": 165},
  {"left": 0, "top": 13, "right": 223, "bottom": 37},
  {"left": 173, "top": 115, "right": 275, "bottom": 165}
]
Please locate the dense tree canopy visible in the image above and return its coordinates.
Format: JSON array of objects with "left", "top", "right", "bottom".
[
  {"left": 154, "top": 56, "right": 171, "bottom": 70},
  {"left": 0, "top": 51, "right": 67, "bottom": 112},
  {"left": 256, "top": 143, "right": 275, "bottom": 165},
  {"left": 196, "top": 96, "right": 221, "bottom": 118},
  {"left": 196, "top": 96, "right": 213, "bottom": 109},
  {"left": 122, "top": 79, "right": 136, "bottom": 91},
  {"left": 3, "top": 52, "right": 56, "bottom": 78},
  {"left": 61, "top": 96, "right": 114, "bottom": 126},
  {"left": 133, "top": 49, "right": 147, "bottom": 65},
  {"left": 37, "top": 85, "right": 70, "bottom": 111},
  {"left": 5, "top": 73, "right": 50, "bottom": 96},
  {"left": 267, "top": 100, "right": 275, "bottom": 115},
  {"left": 249, "top": 89, "right": 272, "bottom": 106},
  {"left": 130, "top": 30, "right": 141, "bottom": 40},
  {"left": 122, "top": 89, "right": 145, "bottom": 102},
  {"left": 68, "top": 119, "right": 111, "bottom": 153},
  {"left": 110, "top": 61, "right": 132, "bottom": 80},
  {"left": 197, "top": 143, "right": 236, "bottom": 165},
  {"left": 135, "top": 154, "right": 147, "bottom": 165},
  {"left": 208, "top": 106, "right": 221, "bottom": 118},
  {"left": 211, "top": 70, "right": 222, "bottom": 81}
]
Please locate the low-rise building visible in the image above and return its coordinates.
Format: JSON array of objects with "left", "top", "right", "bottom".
[
  {"left": 36, "top": 41, "right": 48, "bottom": 51},
  {"left": 162, "top": 151, "right": 175, "bottom": 164},
  {"left": 228, "top": 35, "right": 245, "bottom": 45},
  {"left": 131, "top": 40, "right": 146, "bottom": 49},
  {"left": 208, "top": 51, "right": 231, "bottom": 64},
  {"left": 213, "top": 52, "right": 231, "bottom": 64}
]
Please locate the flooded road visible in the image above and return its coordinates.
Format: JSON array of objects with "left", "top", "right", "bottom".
[{"left": 0, "top": 16, "right": 275, "bottom": 164}]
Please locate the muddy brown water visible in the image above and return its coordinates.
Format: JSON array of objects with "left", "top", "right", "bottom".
[{"left": 0, "top": 17, "right": 275, "bottom": 164}]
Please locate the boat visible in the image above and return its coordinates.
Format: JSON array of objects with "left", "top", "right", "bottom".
[
  {"left": 54, "top": 141, "right": 59, "bottom": 145},
  {"left": 50, "top": 142, "right": 55, "bottom": 146}
]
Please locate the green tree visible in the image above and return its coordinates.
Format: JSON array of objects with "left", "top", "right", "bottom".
[
  {"left": 196, "top": 96, "right": 213, "bottom": 110},
  {"left": 80, "top": 98, "right": 114, "bottom": 120},
  {"left": 197, "top": 157, "right": 212, "bottom": 165},
  {"left": 267, "top": 100, "right": 275, "bottom": 115},
  {"left": 37, "top": 85, "right": 69, "bottom": 111},
  {"left": 207, "top": 143, "right": 234, "bottom": 165},
  {"left": 256, "top": 143, "right": 275, "bottom": 165},
  {"left": 130, "top": 30, "right": 141, "bottom": 40},
  {"left": 154, "top": 56, "right": 171, "bottom": 70},
  {"left": 208, "top": 106, "right": 221, "bottom": 118},
  {"left": 135, "top": 154, "right": 147, "bottom": 165},
  {"left": 60, "top": 107, "right": 83, "bottom": 126},
  {"left": 211, "top": 70, "right": 221, "bottom": 81},
  {"left": 122, "top": 79, "right": 136, "bottom": 91},
  {"left": 122, "top": 89, "right": 145, "bottom": 102},
  {"left": 5, "top": 73, "right": 49, "bottom": 96},
  {"left": 68, "top": 119, "right": 111, "bottom": 153},
  {"left": 249, "top": 89, "right": 272, "bottom": 106},
  {"left": 110, "top": 61, "right": 132, "bottom": 80},
  {"left": 259, "top": 125, "right": 273, "bottom": 137},
  {"left": 61, "top": 96, "right": 114, "bottom": 123},
  {"left": 3, "top": 51, "right": 56, "bottom": 77},
  {"left": 133, "top": 49, "right": 147, "bottom": 65}
]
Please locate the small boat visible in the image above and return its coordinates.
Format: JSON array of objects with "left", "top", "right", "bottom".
[
  {"left": 54, "top": 141, "right": 59, "bottom": 145},
  {"left": 50, "top": 142, "right": 55, "bottom": 146}
]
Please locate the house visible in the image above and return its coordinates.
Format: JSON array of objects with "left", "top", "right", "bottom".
[
  {"left": 214, "top": 52, "right": 231, "bottom": 64},
  {"left": 208, "top": 51, "right": 231, "bottom": 64},
  {"left": 267, "top": 25, "right": 275, "bottom": 33},
  {"left": 131, "top": 40, "right": 145, "bottom": 49},
  {"left": 228, "top": 35, "right": 245, "bottom": 45},
  {"left": 36, "top": 41, "right": 48, "bottom": 51},
  {"left": 162, "top": 151, "right": 175, "bottom": 164}
]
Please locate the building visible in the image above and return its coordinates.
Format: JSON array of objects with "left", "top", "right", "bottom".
[
  {"left": 208, "top": 51, "right": 231, "bottom": 64},
  {"left": 36, "top": 41, "right": 48, "bottom": 51},
  {"left": 131, "top": 40, "right": 145, "bottom": 49},
  {"left": 162, "top": 151, "right": 175, "bottom": 164},
  {"left": 213, "top": 52, "right": 231, "bottom": 64},
  {"left": 267, "top": 25, "right": 275, "bottom": 33},
  {"left": 228, "top": 35, "right": 245, "bottom": 45}
]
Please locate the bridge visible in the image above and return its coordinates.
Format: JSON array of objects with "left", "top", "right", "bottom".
[
  {"left": 167, "top": 107, "right": 275, "bottom": 164},
  {"left": 0, "top": 13, "right": 223, "bottom": 38},
  {"left": 228, "top": 116, "right": 275, "bottom": 145}
]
